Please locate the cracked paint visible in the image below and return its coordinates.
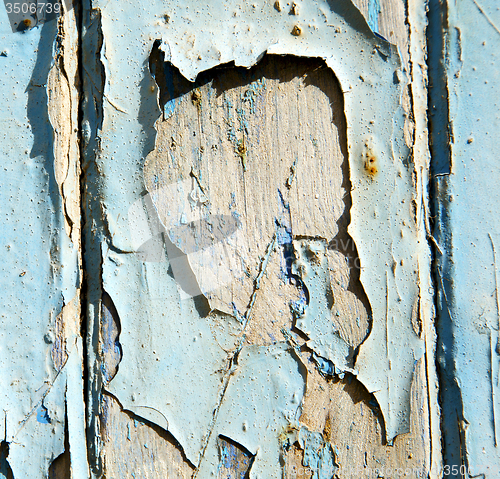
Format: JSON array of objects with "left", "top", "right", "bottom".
[
  {"left": 433, "top": 0, "right": 500, "bottom": 476},
  {"left": 81, "top": 0, "right": 428, "bottom": 475},
  {"left": 292, "top": 238, "right": 353, "bottom": 374},
  {"left": 0, "top": 0, "right": 445, "bottom": 475},
  {"left": 407, "top": 0, "right": 442, "bottom": 474},
  {"left": 0, "top": 1, "right": 87, "bottom": 476}
]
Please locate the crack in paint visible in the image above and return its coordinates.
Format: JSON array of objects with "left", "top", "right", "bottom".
[
  {"left": 88, "top": 0, "right": 428, "bottom": 475},
  {"left": 193, "top": 233, "right": 279, "bottom": 477}
]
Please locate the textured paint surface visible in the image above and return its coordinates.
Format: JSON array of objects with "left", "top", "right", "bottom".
[
  {"left": 80, "top": 0, "right": 427, "bottom": 475},
  {"left": 292, "top": 239, "right": 353, "bottom": 374},
  {"left": 0, "top": 0, "right": 442, "bottom": 476},
  {"left": 0, "top": 1, "right": 87, "bottom": 477},
  {"left": 434, "top": 0, "right": 500, "bottom": 477}
]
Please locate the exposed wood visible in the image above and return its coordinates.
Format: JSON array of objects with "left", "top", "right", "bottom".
[
  {"left": 100, "top": 394, "right": 194, "bottom": 479},
  {"left": 97, "top": 15, "right": 433, "bottom": 473},
  {"left": 352, "top": 0, "right": 409, "bottom": 68}
]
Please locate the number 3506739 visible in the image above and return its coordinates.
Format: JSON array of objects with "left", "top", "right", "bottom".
[{"left": 5, "top": 2, "right": 61, "bottom": 15}]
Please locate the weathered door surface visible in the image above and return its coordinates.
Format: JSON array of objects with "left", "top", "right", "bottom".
[{"left": 0, "top": 0, "right": 498, "bottom": 478}]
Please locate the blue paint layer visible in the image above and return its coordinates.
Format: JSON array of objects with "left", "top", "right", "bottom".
[
  {"left": 36, "top": 405, "right": 51, "bottom": 425},
  {"left": 367, "top": 0, "right": 381, "bottom": 33},
  {"left": 0, "top": 11, "right": 78, "bottom": 476},
  {"left": 434, "top": 0, "right": 500, "bottom": 476},
  {"left": 298, "top": 427, "right": 338, "bottom": 479}
]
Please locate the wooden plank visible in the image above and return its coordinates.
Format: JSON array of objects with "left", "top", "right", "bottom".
[
  {"left": 99, "top": 42, "right": 433, "bottom": 478},
  {"left": 100, "top": 394, "right": 194, "bottom": 479}
]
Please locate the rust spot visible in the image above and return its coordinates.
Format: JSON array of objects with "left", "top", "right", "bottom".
[
  {"left": 22, "top": 18, "right": 32, "bottom": 28},
  {"left": 291, "top": 25, "right": 302, "bottom": 36},
  {"left": 236, "top": 138, "right": 247, "bottom": 170},
  {"left": 364, "top": 150, "right": 378, "bottom": 177},
  {"left": 191, "top": 88, "right": 202, "bottom": 108}
]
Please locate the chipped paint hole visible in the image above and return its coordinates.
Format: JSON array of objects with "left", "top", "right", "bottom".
[
  {"left": 101, "top": 292, "right": 123, "bottom": 384},
  {"left": 0, "top": 441, "right": 13, "bottom": 479},
  {"left": 216, "top": 435, "right": 255, "bottom": 477}
]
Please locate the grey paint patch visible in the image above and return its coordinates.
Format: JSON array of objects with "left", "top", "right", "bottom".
[{"left": 84, "top": 0, "right": 427, "bottom": 474}]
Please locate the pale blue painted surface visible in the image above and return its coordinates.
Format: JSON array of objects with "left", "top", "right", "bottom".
[
  {"left": 0, "top": 11, "right": 78, "bottom": 479},
  {"left": 6, "top": 0, "right": 497, "bottom": 475},
  {"left": 435, "top": 0, "right": 500, "bottom": 476},
  {"left": 86, "top": 1, "right": 424, "bottom": 476},
  {"left": 367, "top": 0, "right": 381, "bottom": 33}
]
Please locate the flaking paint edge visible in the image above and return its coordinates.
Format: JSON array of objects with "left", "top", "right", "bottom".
[
  {"left": 152, "top": 0, "right": 425, "bottom": 443},
  {"left": 0, "top": 0, "right": 87, "bottom": 476},
  {"left": 90, "top": 0, "right": 427, "bottom": 474}
]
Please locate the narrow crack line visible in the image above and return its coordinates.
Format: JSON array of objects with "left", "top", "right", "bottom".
[
  {"left": 131, "top": 405, "right": 170, "bottom": 429},
  {"left": 489, "top": 233, "right": 500, "bottom": 333},
  {"left": 192, "top": 233, "right": 278, "bottom": 476},
  {"left": 471, "top": 0, "right": 500, "bottom": 36},
  {"left": 81, "top": 63, "right": 127, "bottom": 114},
  {"left": 242, "top": 232, "right": 277, "bottom": 328},
  {"left": 75, "top": 2, "right": 96, "bottom": 475},
  {"left": 489, "top": 233, "right": 500, "bottom": 447},
  {"left": 12, "top": 341, "right": 78, "bottom": 440},
  {"left": 489, "top": 332, "right": 498, "bottom": 447},
  {"left": 104, "top": 96, "right": 128, "bottom": 114},
  {"left": 192, "top": 352, "right": 237, "bottom": 478}
]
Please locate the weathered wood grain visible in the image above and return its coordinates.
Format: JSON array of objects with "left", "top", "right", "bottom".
[
  {"left": 96, "top": 2, "right": 435, "bottom": 478},
  {"left": 98, "top": 53, "right": 432, "bottom": 479},
  {"left": 100, "top": 393, "right": 194, "bottom": 479}
]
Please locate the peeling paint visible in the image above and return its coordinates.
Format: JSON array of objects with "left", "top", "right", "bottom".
[
  {"left": 0, "top": 1, "right": 86, "bottom": 476},
  {"left": 0, "top": 0, "right": 445, "bottom": 474},
  {"left": 83, "top": 0, "right": 427, "bottom": 472},
  {"left": 298, "top": 426, "right": 338, "bottom": 479},
  {"left": 408, "top": 0, "right": 442, "bottom": 474},
  {"left": 433, "top": 0, "right": 500, "bottom": 476},
  {"left": 292, "top": 238, "right": 353, "bottom": 374}
]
